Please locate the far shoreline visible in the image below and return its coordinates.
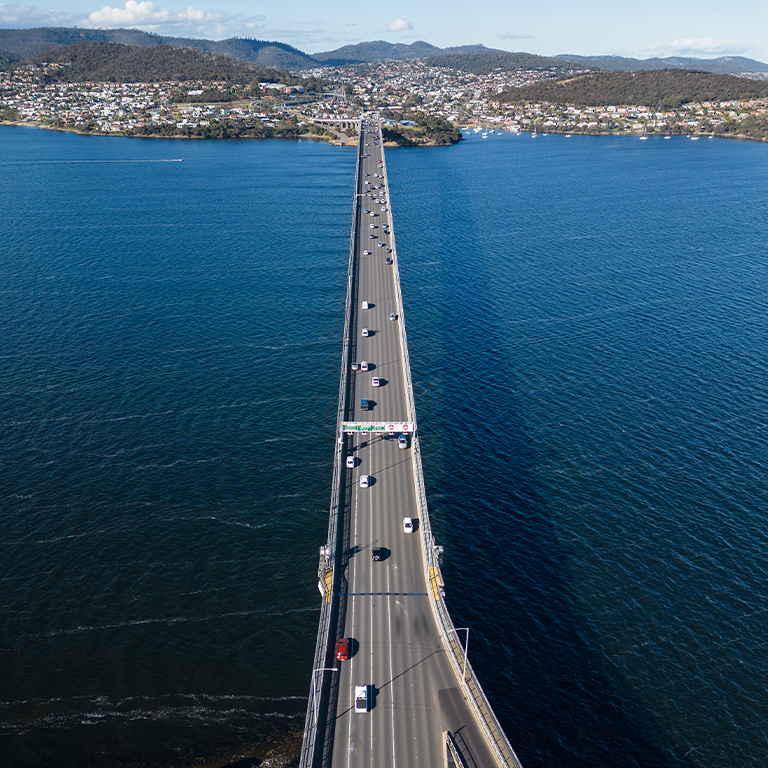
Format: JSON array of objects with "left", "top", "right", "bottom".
[
  {"left": 4, "top": 119, "right": 766, "bottom": 145},
  {"left": 0, "top": 119, "right": 463, "bottom": 147}
]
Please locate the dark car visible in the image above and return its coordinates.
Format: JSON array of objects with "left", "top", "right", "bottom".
[
  {"left": 360, "top": 398, "right": 369, "bottom": 411},
  {"left": 336, "top": 638, "right": 350, "bottom": 661},
  {"left": 385, "top": 257, "right": 393, "bottom": 265},
  {"left": 371, "top": 547, "right": 383, "bottom": 561}
]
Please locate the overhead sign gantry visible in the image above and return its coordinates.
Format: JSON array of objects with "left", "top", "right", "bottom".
[{"left": 342, "top": 422, "right": 413, "bottom": 434}]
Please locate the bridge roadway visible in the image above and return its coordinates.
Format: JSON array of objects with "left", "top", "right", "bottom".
[{"left": 320, "top": 116, "right": 504, "bottom": 768}]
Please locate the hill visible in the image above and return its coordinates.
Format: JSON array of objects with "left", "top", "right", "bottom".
[
  {"left": 496, "top": 69, "right": 768, "bottom": 109},
  {"left": 2, "top": 28, "right": 765, "bottom": 77},
  {"left": 311, "top": 40, "right": 499, "bottom": 66},
  {"left": 0, "top": 29, "right": 502, "bottom": 70},
  {"left": 0, "top": 28, "right": 316, "bottom": 70},
  {"left": 20, "top": 41, "right": 308, "bottom": 85},
  {"left": 554, "top": 53, "right": 768, "bottom": 79},
  {"left": 424, "top": 51, "right": 596, "bottom": 75}
]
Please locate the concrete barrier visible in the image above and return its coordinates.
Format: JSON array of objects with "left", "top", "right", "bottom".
[
  {"left": 376, "top": 116, "right": 524, "bottom": 768},
  {"left": 298, "top": 130, "right": 362, "bottom": 768},
  {"left": 301, "top": 113, "right": 523, "bottom": 768}
]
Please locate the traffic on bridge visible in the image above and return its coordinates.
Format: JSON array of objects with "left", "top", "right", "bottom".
[{"left": 300, "top": 115, "right": 523, "bottom": 768}]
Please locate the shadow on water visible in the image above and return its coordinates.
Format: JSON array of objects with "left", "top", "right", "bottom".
[
  {"left": 430, "top": 287, "right": 672, "bottom": 768},
  {"left": 392, "top": 141, "right": 674, "bottom": 768}
]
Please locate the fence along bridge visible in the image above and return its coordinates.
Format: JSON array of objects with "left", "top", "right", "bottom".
[{"left": 299, "top": 114, "right": 523, "bottom": 768}]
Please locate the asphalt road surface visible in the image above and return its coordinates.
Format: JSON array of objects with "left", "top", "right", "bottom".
[{"left": 325, "top": 117, "right": 500, "bottom": 768}]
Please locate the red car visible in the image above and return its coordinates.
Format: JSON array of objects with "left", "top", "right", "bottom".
[{"left": 336, "top": 638, "right": 350, "bottom": 661}]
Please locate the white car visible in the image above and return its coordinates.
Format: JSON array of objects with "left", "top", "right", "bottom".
[
  {"left": 362, "top": 301, "right": 369, "bottom": 310},
  {"left": 346, "top": 455, "right": 356, "bottom": 468},
  {"left": 403, "top": 517, "right": 414, "bottom": 533},
  {"left": 355, "top": 684, "right": 370, "bottom": 713},
  {"left": 360, "top": 361, "right": 369, "bottom": 371},
  {"left": 389, "top": 313, "right": 396, "bottom": 322},
  {"left": 362, "top": 327, "right": 368, "bottom": 337},
  {"left": 371, "top": 377, "right": 380, "bottom": 387},
  {"left": 360, "top": 475, "right": 370, "bottom": 488}
]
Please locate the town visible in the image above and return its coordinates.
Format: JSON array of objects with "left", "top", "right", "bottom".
[{"left": 2, "top": 56, "right": 767, "bottom": 141}]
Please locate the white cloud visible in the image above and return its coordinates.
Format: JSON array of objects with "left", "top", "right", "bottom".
[
  {"left": 386, "top": 17, "right": 412, "bottom": 32},
  {"left": 88, "top": 1, "right": 230, "bottom": 30},
  {"left": 636, "top": 37, "right": 751, "bottom": 57},
  {"left": 0, "top": 1, "right": 270, "bottom": 38},
  {"left": 497, "top": 32, "right": 534, "bottom": 40},
  {"left": 0, "top": 2, "right": 79, "bottom": 26}
]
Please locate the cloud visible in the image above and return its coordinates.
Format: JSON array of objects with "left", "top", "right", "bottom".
[
  {"left": 0, "top": 1, "right": 268, "bottom": 38},
  {"left": 386, "top": 17, "right": 412, "bottom": 32},
  {"left": 497, "top": 32, "right": 534, "bottom": 40},
  {"left": 88, "top": 1, "right": 230, "bottom": 30},
  {"left": 0, "top": 2, "right": 79, "bottom": 26},
  {"left": 636, "top": 37, "right": 751, "bottom": 57}
]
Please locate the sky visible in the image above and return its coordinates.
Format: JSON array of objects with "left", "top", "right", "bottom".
[{"left": 1, "top": 0, "right": 767, "bottom": 62}]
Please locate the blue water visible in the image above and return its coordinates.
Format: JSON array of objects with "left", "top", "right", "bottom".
[{"left": 2, "top": 126, "right": 768, "bottom": 767}]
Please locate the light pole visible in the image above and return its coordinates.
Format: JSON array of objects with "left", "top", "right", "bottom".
[
  {"left": 312, "top": 666, "right": 339, "bottom": 729},
  {"left": 454, "top": 627, "right": 469, "bottom": 686}
]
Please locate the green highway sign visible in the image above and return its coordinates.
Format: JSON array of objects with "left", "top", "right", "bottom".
[{"left": 342, "top": 422, "right": 412, "bottom": 433}]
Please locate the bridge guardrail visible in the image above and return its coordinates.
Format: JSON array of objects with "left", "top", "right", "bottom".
[
  {"left": 377, "top": 117, "right": 524, "bottom": 768},
  {"left": 299, "top": 129, "right": 362, "bottom": 768}
]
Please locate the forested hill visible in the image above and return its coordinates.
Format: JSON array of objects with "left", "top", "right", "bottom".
[
  {"left": 0, "top": 28, "right": 315, "bottom": 70},
  {"left": 20, "top": 41, "right": 307, "bottom": 85},
  {"left": 496, "top": 69, "right": 768, "bottom": 108},
  {"left": 425, "top": 51, "right": 594, "bottom": 75}
]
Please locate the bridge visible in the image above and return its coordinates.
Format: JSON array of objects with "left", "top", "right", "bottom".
[
  {"left": 300, "top": 114, "right": 523, "bottom": 768},
  {"left": 311, "top": 118, "right": 361, "bottom": 132}
]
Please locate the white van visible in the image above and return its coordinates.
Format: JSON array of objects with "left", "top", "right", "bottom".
[
  {"left": 355, "top": 685, "right": 370, "bottom": 713},
  {"left": 362, "top": 301, "right": 369, "bottom": 310}
]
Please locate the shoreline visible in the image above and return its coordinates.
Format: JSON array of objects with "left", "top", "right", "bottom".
[
  {"left": 4, "top": 119, "right": 765, "bottom": 145},
  {"left": 461, "top": 124, "right": 768, "bottom": 143},
  {"left": 0, "top": 120, "right": 460, "bottom": 147}
]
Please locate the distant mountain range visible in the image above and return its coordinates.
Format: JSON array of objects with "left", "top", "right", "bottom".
[
  {"left": 0, "top": 27, "right": 314, "bottom": 70},
  {"left": 1, "top": 27, "right": 767, "bottom": 78},
  {"left": 311, "top": 41, "right": 496, "bottom": 66},
  {"left": 555, "top": 53, "right": 768, "bottom": 77}
]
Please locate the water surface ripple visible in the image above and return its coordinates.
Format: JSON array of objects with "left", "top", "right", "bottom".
[{"left": 2, "top": 126, "right": 768, "bottom": 768}]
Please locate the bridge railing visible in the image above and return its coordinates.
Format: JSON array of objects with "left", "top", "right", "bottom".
[
  {"left": 376, "top": 117, "right": 524, "bottom": 768},
  {"left": 299, "top": 125, "right": 362, "bottom": 768}
]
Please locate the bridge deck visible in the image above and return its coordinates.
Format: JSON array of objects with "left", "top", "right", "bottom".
[{"left": 303, "top": 115, "right": 521, "bottom": 768}]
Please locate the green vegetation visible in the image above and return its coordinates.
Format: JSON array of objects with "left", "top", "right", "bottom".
[
  {"left": 425, "top": 51, "right": 594, "bottom": 76},
  {"left": 712, "top": 114, "right": 768, "bottom": 140},
  {"left": 0, "top": 106, "right": 21, "bottom": 121},
  {"left": 14, "top": 41, "right": 317, "bottom": 89},
  {"left": 124, "top": 120, "right": 332, "bottom": 140},
  {"left": 381, "top": 113, "right": 461, "bottom": 146},
  {"left": 496, "top": 69, "right": 768, "bottom": 109},
  {"left": 0, "top": 27, "right": 316, "bottom": 69}
]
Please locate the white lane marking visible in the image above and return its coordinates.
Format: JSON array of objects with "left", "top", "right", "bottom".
[
  {"left": 369, "top": 428, "right": 375, "bottom": 759},
  {"left": 387, "top": 566, "right": 396, "bottom": 767},
  {"left": 347, "top": 434, "right": 358, "bottom": 768}
]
